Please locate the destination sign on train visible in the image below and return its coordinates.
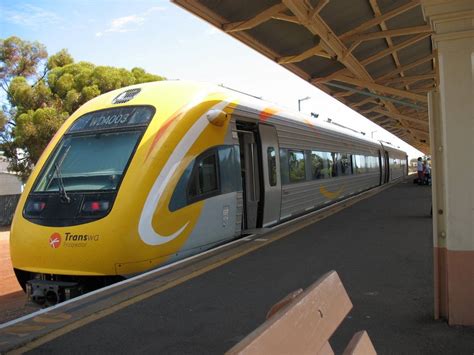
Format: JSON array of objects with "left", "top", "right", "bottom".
[{"left": 68, "top": 106, "right": 155, "bottom": 133}]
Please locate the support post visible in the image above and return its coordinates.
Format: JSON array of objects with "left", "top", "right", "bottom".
[{"left": 422, "top": 0, "right": 474, "bottom": 326}]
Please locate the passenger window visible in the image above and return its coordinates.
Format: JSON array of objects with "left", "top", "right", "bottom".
[
  {"left": 331, "top": 152, "right": 339, "bottom": 177},
  {"left": 280, "top": 149, "right": 289, "bottom": 185},
  {"left": 219, "top": 146, "right": 241, "bottom": 194},
  {"left": 189, "top": 153, "right": 218, "bottom": 197},
  {"left": 323, "top": 152, "right": 333, "bottom": 178},
  {"left": 170, "top": 146, "right": 241, "bottom": 211},
  {"left": 168, "top": 161, "right": 194, "bottom": 212},
  {"left": 310, "top": 151, "right": 324, "bottom": 179},
  {"left": 267, "top": 147, "right": 277, "bottom": 186},
  {"left": 289, "top": 150, "right": 306, "bottom": 182},
  {"left": 341, "top": 153, "right": 351, "bottom": 175},
  {"left": 353, "top": 155, "right": 362, "bottom": 174}
]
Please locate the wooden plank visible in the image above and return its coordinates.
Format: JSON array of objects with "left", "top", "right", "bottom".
[
  {"left": 266, "top": 289, "right": 303, "bottom": 319},
  {"left": 225, "top": 271, "right": 352, "bottom": 355},
  {"left": 282, "top": 0, "right": 372, "bottom": 81},
  {"left": 342, "top": 331, "right": 376, "bottom": 355},
  {"left": 383, "top": 73, "right": 435, "bottom": 85},
  {"left": 319, "top": 341, "right": 335, "bottom": 355},
  {"left": 368, "top": 0, "right": 412, "bottom": 95},
  {"left": 372, "top": 107, "right": 429, "bottom": 125},
  {"left": 277, "top": 43, "right": 332, "bottom": 64},
  {"left": 281, "top": 0, "right": 422, "bottom": 145},
  {"left": 345, "top": 25, "right": 432, "bottom": 43},
  {"left": 376, "top": 54, "right": 436, "bottom": 81},
  {"left": 339, "top": 1, "right": 421, "bottom": 40},
  {"left": 361, "top": 33, "right": 431, "bottom": 66},
  {"left": 271, "top": 13, "right": 300, "bottom": 24},
  {"left": 333, "top": 75, "right": 428, "bottom": 103},
  {"left": 223, "top": 3, "right": 287, "bottom": 32},
  {"left": 310, "top": 0, "right": 330, "bottom": 19},
  {"left": 350, "top": 97, "right": 378, "bottom": 108}
]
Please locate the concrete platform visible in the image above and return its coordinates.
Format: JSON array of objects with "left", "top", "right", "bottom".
[{"left": 5, "top": 180, "right": 474, "bottom": 353}]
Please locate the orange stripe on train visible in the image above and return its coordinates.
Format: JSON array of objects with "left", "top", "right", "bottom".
[{"left": 259, "top": 107, "right": 279, "bottom": 122}]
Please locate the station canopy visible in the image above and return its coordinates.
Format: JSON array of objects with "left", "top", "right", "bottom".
[{"left": 173, "top": 0, "right": 435, "bottom": 153}]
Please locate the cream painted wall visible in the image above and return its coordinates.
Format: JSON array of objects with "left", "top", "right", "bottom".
[{"left": 423, "top": 0, "right": 474, "bottom": 251}]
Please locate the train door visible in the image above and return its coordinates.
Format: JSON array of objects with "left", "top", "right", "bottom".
[
  {"left": 258, "top": 124, "right": 281, "bottom": 227},
  {"left": 378, "top": 150, "right": 383, "bottom": 185},
  {"left": 237, "top": 122, "right": 261, "bottom": 230},
  {"left": 384, "top": 151, "right": 390, "bottom": 183}
]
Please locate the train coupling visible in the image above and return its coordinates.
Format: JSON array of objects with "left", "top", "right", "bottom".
[{"left": 26, "top": 280, "right": 80, "bottom": 307}]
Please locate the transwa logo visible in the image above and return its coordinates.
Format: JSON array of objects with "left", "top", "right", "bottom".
[
  {"left": 49, "top": 233, "right": 62, "bottom": 248},
  {"left": 48, "top": 232, "right": 100, "bottom": 248}
]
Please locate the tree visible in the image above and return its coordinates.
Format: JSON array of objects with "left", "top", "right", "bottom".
[{"left": 0, "top": 36, "right": 164, "bottom": 181}]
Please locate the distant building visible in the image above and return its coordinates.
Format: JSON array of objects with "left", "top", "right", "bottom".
[{"left": 0, "top": 156, "right": 22, "bottom": 195}]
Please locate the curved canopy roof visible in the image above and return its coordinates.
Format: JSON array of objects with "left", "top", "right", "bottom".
[{"left": 173, "top": 0, "right": 435, "bottom": 153}]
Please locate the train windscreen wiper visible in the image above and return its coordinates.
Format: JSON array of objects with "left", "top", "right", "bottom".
[
  {"left": 54, "top": 162, "right": 70, "bottom": 203},
  {"left": 54, "top": 145, "right": 71, "bottom": 203}
]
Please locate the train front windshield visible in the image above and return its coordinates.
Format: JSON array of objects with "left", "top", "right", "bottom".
[{"left": 33, "top": 106, "right": 154, "bottom": 193}]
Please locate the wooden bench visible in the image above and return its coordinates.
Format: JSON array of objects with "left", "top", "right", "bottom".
[{"left": 226, "top": 271, "right": 376, "bottom": 355}]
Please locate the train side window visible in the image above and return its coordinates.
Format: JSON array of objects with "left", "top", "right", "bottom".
[
  {"left": 170, "top": 146, "right": 241, "bottom": 211},
  {"left": 353, "top": 155, "right": 361, "bottom": 174},
  {"left": 332, "top": 152, "right": 340, "bottom": 177},
  {"left": 310, "top": 151, "right": 324, "bottom": 179},
  {"left": 189, "top": 152, "right": 219, "bottom": 199},
  {"left": 289, "top": 150, "right": 306, "bottom": 183},
  {"left": 323, "top": 152, "right": 333, "bottom": 178},
  {"left": 169, "top": 161, "right": 195, "bottom": 211},
  {"left": 267, "top": 147, "right": 277, "bottom": 186},
  {"left": 340, "top": 153, "right": 351, "bottom": 175},
  {"left": 219, "top": 146, "right": 241, "bottom": 194},
  {"left": 280, "top": 149, "right": 289, "bottom": 185}
]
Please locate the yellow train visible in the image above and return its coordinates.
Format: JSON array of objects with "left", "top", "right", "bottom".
[{"left": 10, "top": 81, "right": 407, "bottom": 305}]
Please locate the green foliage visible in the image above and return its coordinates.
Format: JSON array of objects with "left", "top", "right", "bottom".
[
  {"left": 14, "top": 108, "right": 69, "bottom": 177},
  {"left": 47, "top": 49, "right": 73, "bottom": 70},
  {"left": 0, "top": 110, "right": 7, "bottom": 131},
  {"left": 0, "top": 36, "right": 164, "bottom": 181},
  {"left": 0, "top": 36, "right": 47, "bottom": 85}
]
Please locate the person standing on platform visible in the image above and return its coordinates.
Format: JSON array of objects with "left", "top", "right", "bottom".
[{"left": 417, "top": 157, "right": 424, "bottom": 184}]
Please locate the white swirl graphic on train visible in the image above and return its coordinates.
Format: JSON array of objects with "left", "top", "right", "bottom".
[{"left": 138, "top": 97, "right": 230, "bottom": 246}]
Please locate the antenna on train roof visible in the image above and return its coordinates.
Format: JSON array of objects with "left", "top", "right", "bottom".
[
  {"left": 218, "top": 84, "right": 263, "bottom": 100},
  {"left": 326, "top": 118, "right": 366, "bottom": 137}
]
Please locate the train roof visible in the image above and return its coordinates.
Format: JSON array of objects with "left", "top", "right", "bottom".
[{"left": 81, "top": 80, "right": 407, "bottom": 156}]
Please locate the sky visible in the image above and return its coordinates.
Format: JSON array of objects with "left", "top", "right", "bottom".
[{"left": 0, "top": 0, "right": 425, "bottom": 159}]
